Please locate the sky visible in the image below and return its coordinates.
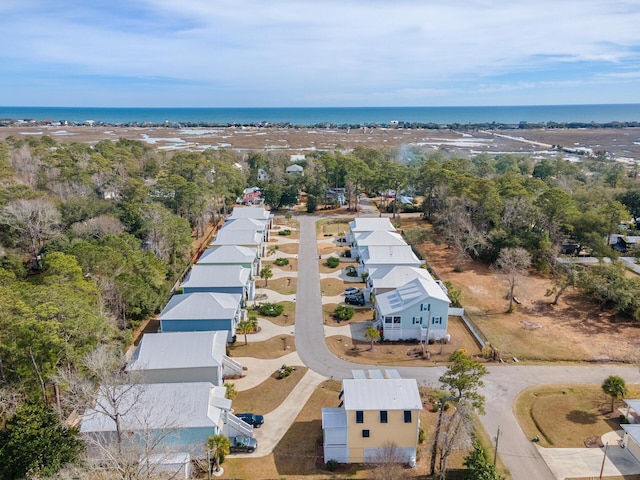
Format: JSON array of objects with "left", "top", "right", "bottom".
[{"left": 2, "top": 0, "right": 640, "bottom": 108}]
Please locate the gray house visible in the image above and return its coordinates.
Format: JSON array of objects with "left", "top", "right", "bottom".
[
  {"left": 197, "top": 245, "right": 261, "bottom": 276},
  {"left": 228, "top": 206, "right": 274, "bottom": 229},
  {"left": 126, "top": 331, "right": 244, "bottom": 384},
  {"left": 210, "top": 229, "right": 265, "bottom": 258},
  {"left": 180, "top": 265, "right": 255, "bottom": 300},
  {"left": 358, "top": 245, "right": 423, "bottom": 276},
  {"left": 222, "top": 217, "right": 270, "bottom": 242},
  {"left": 158, "top": 292, "right": 245, "bottom": 340}
]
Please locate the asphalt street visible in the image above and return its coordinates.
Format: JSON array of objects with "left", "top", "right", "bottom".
[{"left": 293, "top": 214, "right": 640, "bottom": 480}]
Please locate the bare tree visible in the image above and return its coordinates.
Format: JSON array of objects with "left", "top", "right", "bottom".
[
  {"left": 435, "top": 199, "right": 487, "bottom": 271},
  {"left": 0, "top": 197, "right": 61, "bottom": 268},
  {"left": 10, "top": 143, "right": 41, "bottom": 188},
  {"left": 435, "top": 404, "right": 473, "bottom": 479},
  {"left": 494, "top": 247, "right": 532, "bottom": 313},
  {"left": 371, "top": 441, "right": 408, "bottom": 480},
  {"left": 71, "top": 215, "right": 126, "bottom": 239}
]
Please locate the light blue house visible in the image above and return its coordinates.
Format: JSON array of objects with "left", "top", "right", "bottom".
[
  {"left": 358, "top": 245, "right": 423, "bottom": 276},
  {"left": 222, "top": 217, "right": 270, "bottom": 242},
  {"left": 158, "top": 292, "right": 245, "bottom": 341},
  {"left": 374, "top": 277, "right": 451, "bottom": 342},
  {"left": 180, "top": 265, "right": 255, "bottom": 300},
  {"left": 210, "top": 229, "right": 265, "bottom": 258}
]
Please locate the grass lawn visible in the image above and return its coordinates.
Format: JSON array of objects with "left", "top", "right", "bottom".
[
  {"left": 231, "top": 367, "right": 307, "bottom": 414},
  {"left": 322, "top": 303, "right": 373, "bottom": 325},
  {"left": 316, "top": 217, "right": 353, "bottom": 237},
  {"left": 320, "top": 278, "right": 350, "bottom": 296},
  {"left": 262, "top": 257, "right": 298, "bottom": 271},
  {"left": 515, "top": 384, "right": 640, "bottom": 448},
  {"left": 273, "top": 224, "right": 300, "bottom": 239},
  {"left": 249, "top": 301, "right": 295, "bottom": 326},
  {"left": 260, "top": 276, "right": 297, "bottom": 295},
  {"left": 228, "top": 334, "right": 295, "bottom": 359},
  {"left": 275, "top": 242, "right": 299, "bottom": 255}
]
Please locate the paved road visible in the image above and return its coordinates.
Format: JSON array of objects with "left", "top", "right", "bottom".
[{"left": 293, "top": 215, "right": 640, "bottom": 480}]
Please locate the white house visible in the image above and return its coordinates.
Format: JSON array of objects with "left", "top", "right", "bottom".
[
  {"left": 358, "top": 245, "right": 423, "bottom": 276},
  {"left": 367, "top": 265, "right": 436, "bottom": 295},
  {"left": 285, "top": 164, "right": 304, "bottom": 175},
  {"left": 375, "top": 277, "right": 451, "bottom": 342},
  {"left": 228, "top": 206, "right": 274, "bottom": 229},
  {"left": 346, "top": 217, "right": 397, "bottom": 243},
  {"left": 211, "top": 229, "right": 265, "bottom": 258},
  {"left": 197, "top": 245, "right": 261, "bottom": 276},
  {"left": 352, "top": 230, "right": 407, "bottom": 259},
  {"left": 222, "top": 216, "right": 270, "bottom": 242},
  {"left": 126, "top": 331, "right": 243, "bottom": 384},
  {"left": 180, "top": 265, "right": 255, "bottom": 300}
]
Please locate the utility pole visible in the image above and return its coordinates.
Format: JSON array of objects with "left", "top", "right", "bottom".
[
  {"left": 493, "top": 426, "right": 501, "bottom": 466},
  {"left": 599, "top": 442, "right": 609, "bottom": 479}
]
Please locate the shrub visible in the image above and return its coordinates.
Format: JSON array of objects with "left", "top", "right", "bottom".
[
  {"left": 278, "top": 229, "right": 292, "bottom": 236},
  {"left": 259, "top": 302, "right": 284, "bottom": 317},
  {"left": 274, "top": 257, "right": 289, "bottom": 266},
  {"left": 326, "top": 459, "right": 339, "bottom": 471},
  {"left": 334, "top": 305, "right": 355, "bottom": 321},
  {"left": 418, "top": 428, "right": 426, "bottom": 444},
  {"left": 326, "top": 257, "right": 340, "bottom": 268},
  {"left": 278, "top": 364, "right": 294, "bottom": 379}
]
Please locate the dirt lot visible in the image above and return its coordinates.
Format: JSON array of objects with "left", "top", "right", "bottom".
[{"left": 413, "top": 227, "right": 640, "bottom": 363}]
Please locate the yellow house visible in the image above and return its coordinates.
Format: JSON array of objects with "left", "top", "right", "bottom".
[{"left": 322, "top": 370, "right": 422, "bottom": 463}]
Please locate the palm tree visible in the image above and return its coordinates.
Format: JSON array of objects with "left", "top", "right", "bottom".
[
  {"left": 602, "top": 375, "right": 628, "bottom": 413},
  {"left": 237, "top": 316, "right": 258, "bottom": 345},
  {"left": 224, "top": 382, "right": 237, "bottom": 400},
  {"left": 260, "top": 265, "right": 273, "bottom": 287},
  {"left": 207, "top": 434, "right": 231, "bottom": 474},
  {"left": 365, "top": 326, "right": 381, "bottom": 351}
]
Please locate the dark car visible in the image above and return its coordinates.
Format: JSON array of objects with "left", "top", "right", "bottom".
[
  {"left": 229, "top": 435, "right": 258, "bottom": 453},
  {"left": 345, "top": 294, "right": 365, "bottom": 306},
  {"left": 236, "top": 413, "right": 265, "bottom": 428}
]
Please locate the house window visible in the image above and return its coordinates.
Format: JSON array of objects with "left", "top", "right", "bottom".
[
  {"left": 380, "top": 411, "right": 388, "bottom": 423},
  {"left": 420, "top": 304, "right": 431, "bottom": 311},
  {"left": 362, "top": 429, "right": 370, "bottom": 438},
  {"left": 404, "top": 411, "right": 412, "bottom": 423},
  {"left": 356, "top": 411, "right": 364, "bottom": 423},
  {"left": 393, "top": 316, "right": 401, "bottom": 324},
  {"left": 432, "top": 317, "right": 442, "bottom": 325},
  {"left": 385, "top": 316, "right": 393, "bottom": 324},
  {"left": 412, "top": 317, "right": 423, "bottom": 325}
]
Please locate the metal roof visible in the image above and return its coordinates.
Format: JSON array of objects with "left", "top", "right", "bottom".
[
  {"left": 354, "top": 230, "right": 407, "bottom": 246},
  {"left": 349, "top": 217, "right": 396, "bottom": 232},
  {"left": 126, "top": 331, "right": 227, "bottom": 371},
  {"left": 343, "top": 378, "right": 422, "bottom": 411},
  {"left": 159, "top": 292, "right": 242, "bottom": 320},
  {"left": 222, "top": 217, "right": 267, "bottom": 231},
  {"left": 228, "top": 206, "right": 271, "bottom": 221},
  {"left": 376, "top": 277, "right": 450, "bottom": 315},
  {"left": 361, "top": 245, "right": 421, "bottom": 266},
  {"left": 211, "top": 229, "right": 263, "bottom": 246},
  {"left": 181, "top": 265, "right": 251, "bottom": 289},
  {"left": 197, "top": 245, "right": 257, "bottom": 265},
  {"left": 368, "top": 266, "right": 434, "bottom": 290},
  {"left": 81, "top": 382, "right": 230, "bottom": 433},
  {"left": 622, "top": 424, "right": 640, "bottom": 444}
]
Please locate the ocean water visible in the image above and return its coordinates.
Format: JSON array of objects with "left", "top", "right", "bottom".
[{"left": 1, "top": 104, "right": 639, "bottom": 126}]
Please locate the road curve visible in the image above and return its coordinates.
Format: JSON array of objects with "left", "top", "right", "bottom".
[{"left": 293, "top": 214, "right": 640, "bottom": 480}]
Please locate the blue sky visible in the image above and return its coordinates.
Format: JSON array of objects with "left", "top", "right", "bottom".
[{"left": 2, "top": 0, "right": 640, "bottom": 107}]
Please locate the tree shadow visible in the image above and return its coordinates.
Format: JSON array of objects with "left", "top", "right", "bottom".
[{"left": 566, "top": 410, "right": 599, "bottom": 425}]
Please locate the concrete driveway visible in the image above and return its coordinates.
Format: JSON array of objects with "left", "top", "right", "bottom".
[{"left": 538, "top": 443, "right": 640, "bottom": 479}]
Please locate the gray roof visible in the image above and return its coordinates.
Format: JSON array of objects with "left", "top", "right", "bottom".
[
  {"left": 159, "top": 292, "right": 242, "bottom": 320},
  {"left": 211, "top": 229, "right": 262, "bottom": 247},
  {"left": 228, "top": 206, "right": 271, "bottom": 221},
  {"left": 622, "top": 424, "right": 640, "bottom": 444},
  {"left": 343, "top": 378, "right": 422, "bottom": 411},
  {"left": 625, "top": 399, "right": 640, "bottom": 414},
  {"left": 361, "top": 245, "right": 421, "bottom": 266},
  {"left": 322, "top": 408, "right": 348, "bottom": 428},
  {"left": 126, "top": 331, "right": 227, "bottom": 372},
  {"left": 354, "top": 230, "right": 407, "bottom": 247},
  {"left": 368, "top": 266, "right": 434, "bottom": 290},
  {"left": 349, "top": 217, "right": 396, "bottom": 233},
  {"left": 80, "top": 382, "right": 230, "bottom": 432},
  {"left": 181, "top": 265, "right": 251, "bottom": 289},
  {"left": 197, "top": 245, "right": 257, "bottom": 265},
  {"left": 222, "top": 217, "right": 267, "bottom": 232},
  {"left": 376, "top": 277, "right": 450, "bottom": 315}
]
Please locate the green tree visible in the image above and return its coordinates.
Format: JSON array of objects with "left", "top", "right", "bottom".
[
  {"left": 260, "top": 265, "right": 273, "bottom": 287},
  {"left": 207, "top": 434, "right": 231, "bottom": 473},
  {"left": 602, "top": 375, "right": 628, "bottom": 413},
  {"left": 463, "top": 441, "right": 504, "bottom": 480},
  {"left": 0, "top": 401, "right": 83, "bottom": 479},
  {"left": 237, "top": 316, "right": 258, "bottom": 345},
  {"left": 365, "top": 326, "right": 381, "bottom": 350},
  {"left": 224, "top": 382, "right": 238, "bottom": 400},
  {"left": 333, "top": 305, "right": 355, "bottom": 322}
]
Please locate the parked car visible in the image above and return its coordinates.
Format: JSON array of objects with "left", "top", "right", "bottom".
[
  {"left": 345, "top": 294, "right": 365, "bottom": 306},
  {"left": 236, "top": 413, "right": 264, "bottom": 428},
  {"left": 230, "top": 435, "right": 258, "bottom": 453},
  {"left": 344, "top": 287, "right": 361, "bottom": 295}
]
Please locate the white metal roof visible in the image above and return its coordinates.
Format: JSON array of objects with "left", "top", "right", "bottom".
[
  {"left": 622, "top": 424, "right": 640, "bottom": 444},
  {"left": 159, "top": 292, "right": 242, "bottom": 320},
  {"left": 625, "top": 399, "right": 640, "bottom": 414},
  {"left": 181, "top": 265, "right": 251, "bottom": 289},
  {"left": 361, "top": 245, "right": 421, "bottom": 266},
  {"left": 80, "top": 382, "right": 230, "bottom": 433},
  {"left": 228, "top": 206, "right": 271, "bottom": 221},
  {"left": 126, "top": 331, "right": 227, "bottom": 372},
  {"left": 368, "top": 266, "right": 434, "bottom": 290},
  {"left": 197, "top": 245, "right": 257, "bottom": 265},
  {"left": 222, "top": 217, "right": 267, "bottom": 232},
  {"left": 343, "top": 378, "right": 422, "bottom": 411},
  {"left": 322, "top": 408, "right": 348, "bottom": 428},
  {"left": 349, "top": 217, "right": 396, "bottom": 233},
  {"left": 211, "top": 229, "right": 262, "bottom": 246},
  {"left": 354, "top": 230, "right": 406, "bottom": 247},
  {"left": 376, "top": 277, "right": 450, "bottom": 315}
]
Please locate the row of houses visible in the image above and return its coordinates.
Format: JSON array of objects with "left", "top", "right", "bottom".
[
  {"left": 347, "top": 217, "right": 451, "bottom": 343},
  {"left": 321, "top": 218, "right": 452, "bottom": 465},
  {"left": 80, "top": 206, "right": 275, "bottom": 476}
]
